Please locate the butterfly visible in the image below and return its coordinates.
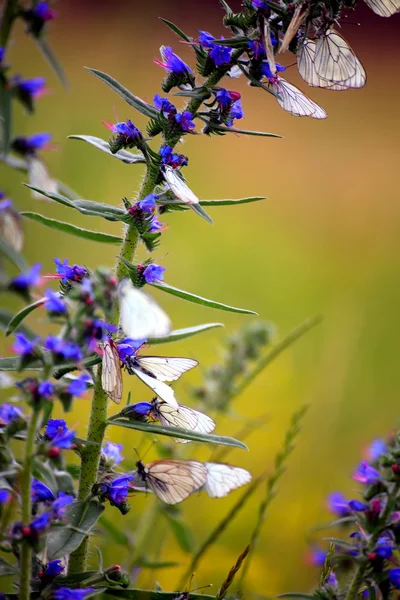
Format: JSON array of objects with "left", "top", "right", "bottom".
[
  {"left": 363, "top": 0, "right": 400, "bottom": 17},
  {"left": 162, "top": 165, "right": 199, "bottom": 204},
  {"left": 297, "top": 38, "right": 366, "bottom": 90},
  {"left": 203, "top": 463, "right": 252, "bottom": 498},
  {"left": 28, "top": 157, "right": 58, "bottom": 200},
  {"left": 118, "top": 279, "right": 172, "bottom": 340},
  {"left": 271, "top": 77, "right": 327, "bottom": 119},
  {"left": 314, "top": 30, "right": 359, "bottom": 84},
  {"left": 150, "top": 397, "right": 215, "bottom": 443},
  {"left": 134, "top": 459, "right": 207, "bottom": 504},
  {"left": 99, "top": 338, "right": 123, "bottom": 404}
]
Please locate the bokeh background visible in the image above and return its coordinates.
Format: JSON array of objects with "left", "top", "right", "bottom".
[{"left": 1, "top": 0, "right": 400, "bottom": 596}]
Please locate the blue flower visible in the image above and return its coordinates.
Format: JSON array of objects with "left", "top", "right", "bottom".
[
  {"left": 54, "top": 258, "right": 87, "bottom": 284},
  {"left": 0, "top": 47, "right": 5, "bottom": 63},
  {"left": 348, "top": 500, "right": 369, "bottom": 512},
  {"left": 154, "top": 94, "right": 176, "bottom": 115},
  {"left": 210, "top": 41, "right": 232, "bottom": 67},
  {"left": 0, "top": 403, "right": 23, "bottom": 424},
  {"left": 30, "top": 512, "right": 51, "bottom": 531},
  {"left": 45, "top": 559, "right": 64, "bottom": 576},
  {"left": 143, "top": 264, "right": 166, "bottom": 284},
  {"left": 375, "top": 534, "right": 395, "bottom": 558},
  {"left": 12, "top": 76, "right": 47, "bottom": 98},
  {"left": 13, "top": 333, "right": 39, "bottom": 357},
  {"left": 353, "top": 461, "right": 380, "bottom": 485},
  {"left": 154, "top": 46, "right": 193, "bottom": 76},
  {"left": 159, "top": 145, "right": 188, "bottom": 168},
  {"left": 325, "top": 573, "right": 338, "bottom": 589},
  {"left": 226, "top": 100, "right": 244, "bottom": 126},
  {"left": 261, "top": 61, "right": 286, "bottom": 80},
  {"left": 45, "top": 419, "right": 67, "bottom": 439},
  {"left": 117, "top": 338, "right": 147, "bottom": 363},
  {"left": 50, "top": 428, "right": 76, "bottom": 450},
  {"left": 53, "top": 588, "right": 95, "bottom": 600},
  {"left": 174, "top": 111, "right": 195, "bottom": 132},
  {"left": 104, "top": 119, "right": 142, "bottom": 144},
  {"left": 216, "top": 89, "right": 234, "bottom": 109},
  {"left": 44, "top": 289, "right": 67, "bottom": 314},
  {"left": 52, "top": 492, "right": 74, "bottom": 518},
  {"left": 389, "top": 568, "right": 400, "bottom": 589},
  {"left": 0, "top": 489, "right": 10, "bottom": 503},
  {"left": 309, "top": 549, "right": 327, "bottom": 566},
  {"left": 45, "top": 336, "right": 83, "bottom": 361},
  {"left": 11, "top": 263, "right": 41, "bottom": 290},
  {"left": 252, "top": 0, "right": 269, "bottom": 9},
  {"left": 34, "top": 2, "right": 56, "bottom": 21},
  {"left": 12, "top": 133, "right": 52, "bottom": 156},
  {"left": 328, "top": 492, "right": 351, "bottom": 517},
  {"left": 149, "top": 215, "right": 164, "bottom": 233},
  {"left": 32, "top": 479, "right": 55, "bottom": 502},
  {"left": 368, "top": 439, "right": 387, "bottom": 462},
  {"left": 123, "top": 402, "right": 152, "bottom": 420},
  {"left": 198, "top": 31, "right": 215, "bottom": 48},
  {"left": 248, "top": 40, "right": 266, "bottom": 60},
  {"left": 68, "top": 374, "right": 91, "bottom": 398},
  {"left": 84, "top": 318, "right": 117, "bottom": 348},
  {"left": 137, "top": 194, "right": 158, "bottom": 214},
  {"left": 103, "top": 442, "right": 123, "bottom": 466},
  {"left": 38, "top": 380, "right": 55, "bottom": 399},
  {"left": 99, "top": 474, "right": 134, "bottom": 505}
]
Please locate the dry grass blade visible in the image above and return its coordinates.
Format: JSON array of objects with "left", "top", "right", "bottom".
[{"left": 216, "top": 545, "right": 250, "bottom": 600}]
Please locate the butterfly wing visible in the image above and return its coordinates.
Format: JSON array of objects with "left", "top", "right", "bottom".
[
  {"left": 203, "top": 463, "right": 252, "bottom": 498},
  {"left": 28, "top": 157, "right": 58, "bottom": 200},
  {"left": 153, "top": 400, "right": 216, "bottom": 443},
  {"left": 132, "top": 367, "right": 179, "bottom": 408},
  {"left": 325, "top": 57, "right": 366, "bottom": 90},
  {"left": 363, "top": 0, "right": 400, "bottom": 16},
  {"left": 146, "top": 459, "right": 207, "bottom": 504},
  {"left": 100, "top": 339, "right": 123, "bottom": 404},
  {"left": 135, "top": 356, "right": 198, "bottom": 382},
  {"left": 118, "top": 280, "right": 172, "bottom": 339},
  {"left": 163, "top": 165, "right": 199, "bottom": 204},
  {"left": 314, "top": 30, "right": 357, "bottom": 83},
  {"left": 273, "top": 78, "right": 327, "bottom": 119}
]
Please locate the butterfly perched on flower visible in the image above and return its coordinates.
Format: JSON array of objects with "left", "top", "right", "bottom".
[
  {"left": 150, "top": 397, "right": 215, "bottom": 443},
  {"left": 99, "top": 337, "right": 122, "bottom": 404}
]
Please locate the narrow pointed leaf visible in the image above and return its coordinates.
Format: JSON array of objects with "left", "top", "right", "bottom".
[
  {"left": 108, "top": 419, "right": 248, "bottom": 449},
  {"left": 0, "top": 236, "right": 28, "bottom": 271},
  {"left": 0, "top": 354, "right": 100, "bottom": 373},
  {"left": 201, "top": 196, "right": 267, "bottom": 206},
  {"left": 199, "top": 116, "right": 282, "bottom": 138},
  {"left": 56, "top": 180, "right": 80, "bottom": 200},
  {"left": 6, "top": 298, "right": 44, "bottom": 336},
  {"left": 150, "top": 281, "right": 258, "bottom": 315},
  {"left": 0, "top": 557, "right": 17, "bottom": 576},
  {"left": 36, "top": 38, "right": 68, "bottom": 88},
  {"left": 86, "top": 68, "right": 158, "bottom": 118},
  {"left": 0, "top": 308, "right": 37, "bottom": 339},
  {"left": 21, "top": 212, "right": 123, "bottom": 244},
  {"left": 189, "top": 203, "right": 213, "bottom": 224},
  {"left": 68, "top": 135, "right": 146, "bottom": 164},
  {"left": 210, "top": 36, "right": 249, "bottom": 48},
  {"left": 103, "top": 590, "right": 215, "bottom": 600},
  {"left": 147, "top": 323, "right": 223, "bottom": 345},
  {"left": 159, "top": 18, "right": 192, "bottom": 42},
  {"left": 136, "top": 560, "right": 180, "bottom": 569}
]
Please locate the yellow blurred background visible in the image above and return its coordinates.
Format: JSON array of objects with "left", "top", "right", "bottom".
[{"left": 2, "top": 0, "right": 400, "bottom": 596}]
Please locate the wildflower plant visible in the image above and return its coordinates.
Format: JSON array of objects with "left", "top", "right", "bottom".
[{"left": 0, "top": 1, "right": 399, "bottom": 599}]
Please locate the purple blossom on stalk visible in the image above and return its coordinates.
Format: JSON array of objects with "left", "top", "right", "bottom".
[
  {"left": 174, "top": 111, "right": 195, "bottom": 132},
  {"left": 348, "top": 499, "right": 369, "bottom": 512},
  {"left": 99, "top": 474, "right": 134, "bottom": 505},
  {"left": 252, "top": 0, "right": 269, "bottom": 9},
  {"left": 353, "top": 461, "right": 380, "bottom": 485},
  {"left": 52, "top": 492, "right": 74, "bottom": 518},
  {"left": 33, "top": 2, "right": 56, "bottom": 21},
  {"left": 215, "top": 88, "right": 235, "bottom": 109},
  {"left": 11, "top": 76, "right": 47, "bottom": 98},
  {"left": 30, "top": 512, "right": 51, "bottom": 531},
  {"left": 367, "top": 439, "right": 387, "bottom": 462},
  {"left": 261, "top": 61, "right": 286, "bottom": 81},
  {"left": 389, "top": 569, "right": 400, "bottom": 589},
  {"left": 53, "top": 588, "right": 95, "bottom": 600},
  {"left": 102, "top": 442, "right": 123, "bottom": 466},
  {"left": 149, "top": 215, "right": 164, "bottom": 233},
  {"left": 37, "top": 380, "right": 55, "bottom": 399},
  {"left": 45, "top": 559, "right": 64, "bottom": 576},
  {"left": 137, "top": 194, "right": 158, "bottom": 214},
  {"left": 54, "top": 258, "right": 87, "bottom": 284},
  {"left": 13, "top": 333, "right": 39, "bottom": 357},
  {"left": 0, "top": 490, "right": 10, "bottom": 504},
  {"left": 0, "top": 403, "right": 23, "bottom": 424},
  {"left": 0, "top": 47, "right": 5, "bottom": 63},
  {"left": 12, "top": 133, "right": 52, "bottom": 156},
  {"left": 84, "top": 318, "right": 117, "bottom": 348},
  {"left": 226, "top": 100, "right": 244, "bottom": 126},
  {"left": 154, "top": 46, "right": 193, "bottom": 76},
  {"left": 198, "top": 31, "right": 215, "bottom": 48},
  {"left": 49, "top": 427, "right": 76, "bottom": 450},
  {"left": 68, "top": 374, "right": 91, "bottom": 398},
  {"left": 248, "top": 39, "right": 266, "bottom": 60},
  {"left": 32, "top": 479, "right": 55, "bottom": 503},
  {"left": 45, "top": 419, "right": 67, "bottom": 439},
  {"left": 143, "top": 264, "right": 166, "bottom": 284},
  {"left": 210, "top": 40, "right": 232, "bottom": 67},
  {"left": 44, "top": 289, "right": 67, "bottom": 314},
  {"left": 117, "top": 338, "right": 147, "bottom": 363},
  {"left": 375, "top": 534, "right": 395, "bottom": 558},
  {"left": 325, "top": 573, "right": 338, "bottom": 589},
  {"left": 10, "top": 263, "right": 41, "bottom": 291},
  {"left": 123, "top": 401, "right": 152, "bottom": 420},
  {"left": 103, "top": 119, "right": 142, "bottom": 144},
  {"left": 159, "top": 145, "right": 188, "bottom": 168},
  {"left": 45, "top": 336, "right": 83, "bottom": 362},
  {"left": 308, "top": 548, "right": 327, "bottom": 566},
  {"left": 153, "top": 94, "right": 176, "bottom": 116},
  {"left": 328, "top": 492, "right": 351, "bottom": 517}
]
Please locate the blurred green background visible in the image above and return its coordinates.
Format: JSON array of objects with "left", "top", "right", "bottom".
[{"left": 2, "top": 0, "right": 400, "bottom": 595}]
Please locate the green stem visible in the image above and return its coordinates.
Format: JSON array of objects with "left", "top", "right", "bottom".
[
  {"left": 0, "top": 0, "right": 20, "bottom": 47},
  {"left": 19, "top": 409, "right": 40, "bottom": 600}
]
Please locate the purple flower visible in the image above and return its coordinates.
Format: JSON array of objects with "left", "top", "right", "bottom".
[
  {"left": 261, "top": 61, "right": 286, "bottom": 80},
  {"left": 328, "top": 492, "right": 351, "bottom": 517},
  {"left": 389, "top": 569, "right": 400, "bottom": 589},
  {"left": 375, "top": 534, "right": 395, "bottom": 558},
  {"left": 103, "top": 442, "right": 123, "bottom": 466},
  {"left": 143, "top": 264, "right": 166, "bottom": 284},
  {"left": 198, "top": 31, "right": 215, "bottom": 49},
  {"left": 0, "top": 489, "right": 10, "bottom": 503},
  {"left": 0, "top": 197, "right": 13, "bottom": 212},
  {"left": 210, "top": 41, "right": 232, "bottom": 67},
  {"left": 0, "top": 403, "right": 23, "bottom": 424},
  {"left": 149, "top": 215, "right": 164, "bottom": 233},
  {"left": 38, "top": 380, "right": 55, "bottom": 399},
  {"left": 84, "top": 318, "right": 117, "bottom": 348},
  {"left": 325, "top": 573, "right": 338, "bottom": 589},
  {"left": 159, "top": 145, "right": 188, "bottom": 168},
  {"left": 226, "top": 100, "right": 244, "bottom": 126},
  {"left": 54, "top": 258, "right": 87, "bottom": 284},
  {"left": 104, "top": 119, "right": 142, "bottom": 144},
  {"left": 45, "top": 419, "right": 67, "bottom": 439},
  {"left": 50, "top": 428, "right": 76, "bottom": 450},
  {"left": 32, "top": 479, "right": 55, "bottom": 503},
  {"left": 123, "top": 402, "right": 152, "bottom": 420},
  {"left": 248, "top": 40, "right": 266, "bottom": 60},
  {"left": 11, "top": 263, "right": 41, "bottom": 290},
  {"left": 154, "top": 94, "right": 176, "bottom": 115},
  {"left": 11, "top": 76, "right": 47, "bottom": 98},
  {"left": 216, "top": 88, "right": 235, "bottom": 109},
  {"left": 100, "top": 474, "right": 134, "bottom": 505},
  {"left": 137, "top": 194, "right": 158, "bottom": 214},
  {"left": 53, "top": 588, "right": 95, "bottom": 600},
  {"left": 117, "top": 338, "right": 147, "bottom": 363},
  {"left": 154, "top": 46, "right": 193, "bottom": 76},
  {"left": 12, "top": 133, "right": 52, "bottom": 156},
  {"left": 174, "top": 111, "right": 195, "bottom": 132},
  {"left": 52, "top": 492, "right": 74, "bottom": 519},
  {"left": 44, "top": 289, "right": 67, "bottom": 314},
  {"left": 348, "top": 500, "right": 369, "bottom": 512},
  {"left": 308, "top": 549, "right": 327, "bottom": 566},
  {"left": 368, "top": 439, "right": 387, "bottom": 462},
  {"left": 68, "top": 374, "right": 91, "bottom": 398},
  {"left": 45, "top": 559, "right": 64, "bottom": 576},
  {"left": 34, "top": 2, "right": 56, "bottom": 21},
  {"left": 45, "top": 336, "right": 83, "bottom": 362},
  {"left": 353, "top": 461, "right": 380, "bottom": 485},
  {"left": 252, "top": 0, "right": 269, "bottom": 9},
  {"left": 13, "top": 333, "right": 39, "bottom": 357},
  {"left": 30, "top": 512, "right": 51, "bottom": 531},
  {"left": 0, "top": 47, "right": 5, "bottom": 63}
]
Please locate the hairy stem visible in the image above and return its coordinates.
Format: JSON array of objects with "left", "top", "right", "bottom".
[
  {"left": 0, "top": 0, "right": 20, "bottom": 47},
  {"left": 19, "top": 409, "right": 40, "bottom": 600}
]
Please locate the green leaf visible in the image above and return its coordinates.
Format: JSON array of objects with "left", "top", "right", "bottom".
[
  {"left": 103, "top": 590, "right": 215, "bottom": 600},
  {"left": 150, "top": 281, "right": 257, "bottom": 315},
  {"left": 159, "top": 18, "right": 192, "bottom": 42},
  {"left": 210, "top": 36, "right": 249, "bottom": 48},
  {"left": 68, "top": 135, "right": 146, "bottom": 164},
  {"left": 199, "top": 116, "right": 282, "bottom": 138},
  {"left": 0, "top": 357, "right": 21, "bottom": 371},
  {"left": 0, "top": 308, "right": 37, "bottom": 339},
  {"left": 108, "top": 419, "right": 248, "bottom": 449},
  {"left": 6, "top": 297, "right": 44, "bottom": 336},
  {"left": 99, "top": 516, "right": 130, "bottom": 547},
  {"left": 190, "top": 203, "right": 213, "bottom": 224},
  {"left": 86, "top": 68, "right": 158, "bottom": 119},
  {"left": 136, "top": 560, "right": 180, "bottom": 570},
  {"left": 322, "top": 537, "right": 357, "bottom": 549},
  {"left": 20, "top": 212, "right": 123, "bottom": 244},
  {"left": 0, "top": 82, "right": 12, "bottom": 155},
  {"left": 0, "top": 236, "right": 28, "bottom": 271},
  {"left": 47, "top": 500, "right": 104, "bottom": 560},
  {"left": 201, "top": 196, "right": 267, "bottom": 207},
  {"left": 0, "top": 556, "right": 17, "bottom": 576},
  {"left": 0, "top": 352, "right": 100, "bottom": 375},
  {"left": 147, "top": 323, "right": 223, "bottom": 345},
  {"left": 163, "top": 512, "right": 193, "bottom": 553},
  {"left": 36, "top": 38, "right": 68, "bottom": 88}
]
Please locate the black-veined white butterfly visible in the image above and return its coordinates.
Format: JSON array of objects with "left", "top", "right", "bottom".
[
  {"left": 271, "top": 77, "right": 327, "bottom": 119},
  {"left": 118, "top": 279, "right": 172, "bottom": 339},
  {"left": 162, "top": 165, "right": 199, "bottom": 204},
  {"left": 314, "top": 30, "right": 359, "bottom": 83},
  {"left": 297, "top": 38, "right": 366, "bottom": 90},
  {"left": 0, "top": 205, "right": 23, "bottom": 252},
  {"left": 203, "top": 463, "right": 252, "bottom": 498},
  {"left": 99, "top": 338, "right": 123, "bottom": 404},
  {"left": 151, "top": 397, "right": 215, "bottom": 443},
  {"left": 134, "top": 459, "right": 207, "bottom": 504},
  {"left": 28, "top": 157, "right": 58, "bottom": 200},
  {"left": 131, "top": 369, "right": 179, "bottom": 408},
  {"left": 363, "top": 0, "right": 400, "bottom": 17}
]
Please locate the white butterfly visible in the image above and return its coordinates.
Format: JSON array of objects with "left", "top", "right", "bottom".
[
  {"left": 162, "top": 165, "right": 199, "bottom": 204},
  {"left": 363, "top": 0, "right": 400, "bottom": 16},
  {"left": 28, "top": 157, "right": 58, "bottom": 200},
  {"left": 314, "top": 30, "right": 358, "bottom": 83},
  {"left": 203, "top": 463, "right": 252, "bottom": 498},
  {"left": 297, "top": 38, "right": 366, "bottom": 90},
  {"left": 130, "top": 368, "right": 179, "bottom": 409},
  {"left": 118, "top": 280, "right": 172, "bottom": 339},
  {"left": 0, "top": 205, "right": 23, "bottom": 252},
  {"left": 99, "top": 338, "right": 123, "bottom": 404},
  {"left": 272, "top": 77, "right": 327, "bottom": 119},
  {"left": 134, "top": 459, "right": 207, "bottom": 504},
  {"left": 126, "top": 355, "right": 198, "bottom": 382},
  {"left": 151, "top": 397, "right": 215, "bottom": 443}
]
